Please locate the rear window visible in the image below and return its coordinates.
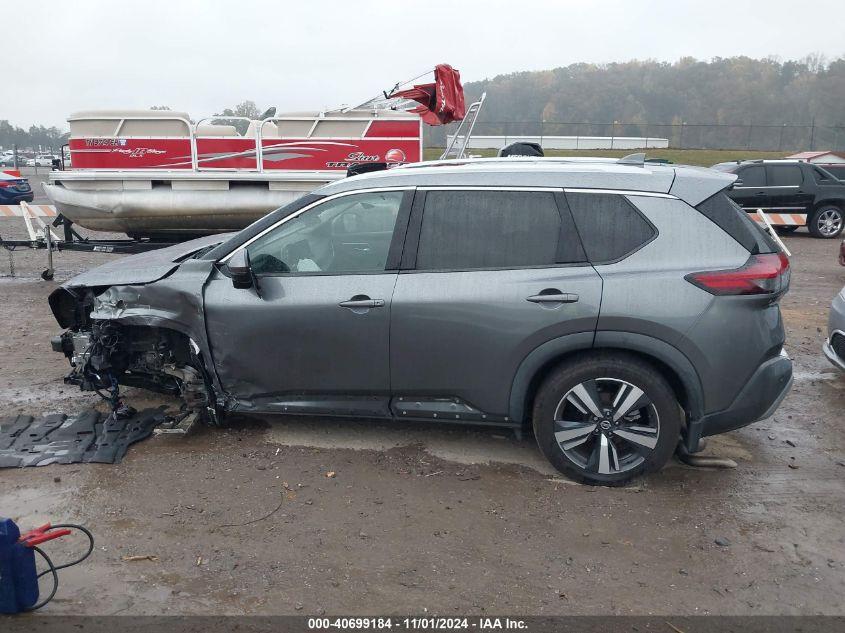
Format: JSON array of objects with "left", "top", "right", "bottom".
[
  {"left": 695, "top": 192, "right": 778, "bottom": 254},
  {"left": 565, "top": 192, "right": 656, "bottom": 263},
  {"left": 415, "top": 190, "right": 576, "bottom": 270}
]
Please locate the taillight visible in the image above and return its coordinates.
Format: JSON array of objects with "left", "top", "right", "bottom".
[
  {"left": 0, "top": 180, "right": 19, "bottom": 188},
  {"left": 685, "top": 252, "right": 790, "bottom": 296}
]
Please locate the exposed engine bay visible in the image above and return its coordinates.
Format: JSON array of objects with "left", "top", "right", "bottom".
[{"left": 49, "top": 285, "right": 218, "bottom": 428}]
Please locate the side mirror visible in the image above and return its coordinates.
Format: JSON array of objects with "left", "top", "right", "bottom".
[
  {"left": 732, "top": 179, "right": 744, "bottom": 188},
  {"left": 228, "top": 249, "right": 254, "bottom": 289}
]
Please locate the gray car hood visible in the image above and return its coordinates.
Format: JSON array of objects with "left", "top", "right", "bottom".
[{"left": 64, "top": 233, "right": 233, "bottom": 288}]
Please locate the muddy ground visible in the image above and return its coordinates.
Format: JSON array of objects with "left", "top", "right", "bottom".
[{"left": 1, "top": 212, "right": 844, "bottom": 616}]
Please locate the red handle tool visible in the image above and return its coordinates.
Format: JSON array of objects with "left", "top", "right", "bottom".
[{"left": 18, "top": 523, "right": 72, "bottom": 548}]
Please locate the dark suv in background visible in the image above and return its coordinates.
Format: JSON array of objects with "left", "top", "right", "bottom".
[
  {"left": 49, "top": 158, "right": 793, "bottom": 485},
  {"left": 713, "top": 159, "right": 845, "bottom": 238}
]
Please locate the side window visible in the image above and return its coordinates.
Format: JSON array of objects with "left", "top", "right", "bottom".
[
  {"left": 415, "top": 190, "right": 573, "bottom": 271},
  {"left": 813, "top": 166, "right": 837, "bottom": 183},
  {"left": 737, "top": 165, "right": 766, "bottom": 187},
  {"left": 826, "top": 165, "right": 845, "bottom": 181},
  {"left": 246, "top": 190, "right": 404, "bottom": 275},
  {"left": 766, "top": 165, "right": 802, "bottom": 186},
  {"left": 565, "top": 193, "right": 656, "bottom": 263},
  {"left": 695, "top": 192, "right": 778, "bottom": 255}
]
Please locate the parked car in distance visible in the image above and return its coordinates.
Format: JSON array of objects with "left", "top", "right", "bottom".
[
  {"left": 0, "top": 154, "right": 20, "bottom": 167},
  {"left": 824, "top": 286, "right": 845, "bottom": 371},
  {"left": 0, "top": 171, "right": 34, "bottom": 204},
  {"left": 712, "top": 159, "right": 845, "bottom": 238},
  {"left": 49, "top": 157, "right": 793, "bottom": 485},
  {"left": 26, "top": 154, "right": 56, "bottom": 167}
]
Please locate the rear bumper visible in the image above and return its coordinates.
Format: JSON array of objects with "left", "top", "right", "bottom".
[{"left": 686, "top": 349, "right": 792, "bottom": 450}]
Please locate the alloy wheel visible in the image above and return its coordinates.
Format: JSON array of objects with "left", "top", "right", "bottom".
[
  {"left": 553, "top": 378, "right": 660, "bottom": 475},
  {"left": 816, "top": 208, "right": 843, "bottom": 237}
]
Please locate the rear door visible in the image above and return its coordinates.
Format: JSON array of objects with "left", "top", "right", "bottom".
[
  {"left": 389, "top": 188, "right": 603, "bottom": 421},
  {"left": 730, "top": 164, "right": 768, "bottom": 211},
  {"left": 765, "top": 163, "right": 812, "bottom": 214}
]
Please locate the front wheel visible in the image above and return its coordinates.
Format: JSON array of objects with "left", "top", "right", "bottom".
[
  {"left": 532, "top": 353, "right": 681, "bottom": 485},
  {"left": 808, "top": 205, "right": 844, "bottom": 239}
]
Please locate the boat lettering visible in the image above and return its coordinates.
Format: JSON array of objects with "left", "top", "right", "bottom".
[
  {"left": 85, "top": 138, "right": 128, "bottom": 147},
  {"left": 105, "top": 148, "right": 167, "bottom": 158},
  {"left": 325, "top": 151, "right": 381, "bottom": 168}
]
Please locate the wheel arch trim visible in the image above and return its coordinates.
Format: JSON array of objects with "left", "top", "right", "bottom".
[
  {"left": 508, "top": 331, "right": 705, "bottom": 424},
  {"left": 812, "top": 199, "right": 845, "bottom": 212}
]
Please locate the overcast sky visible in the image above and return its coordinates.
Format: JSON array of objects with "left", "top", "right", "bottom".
[{"left": 8, "top": 0, "right": 843, "bottom": 129}]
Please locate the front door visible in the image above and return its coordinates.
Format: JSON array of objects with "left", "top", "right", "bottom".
[
  {"left": 204, "top": 189, "right": 411, "bottom": 416},
  {"left": 389, "top": 188, "right": 603, "bottom": 421}
]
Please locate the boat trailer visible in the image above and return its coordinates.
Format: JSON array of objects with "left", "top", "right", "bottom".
[{"left": 1, "top": 201, "right": 180, "bottom": 280}]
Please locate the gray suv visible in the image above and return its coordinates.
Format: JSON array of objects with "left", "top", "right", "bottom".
[{"left": 49, "top": 158, "right": 794, "bottom": 484}]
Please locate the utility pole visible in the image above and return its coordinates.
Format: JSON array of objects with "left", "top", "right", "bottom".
[
  {"left": 12, "top": 144, "right": 18, "bottom": 170},
  {"left": 809, "top": 116, "right": 816, "bottom": 151}
]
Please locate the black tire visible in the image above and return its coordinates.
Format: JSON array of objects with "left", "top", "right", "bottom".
[
  {"left": 532, "top": 352, "right": 681, "bottom": 486},
  {"left": 807, "top": 205, "right": 844, "bottom": 239},
  {"left": 775, "top": 225, "right": 799, "bottom": 234}
]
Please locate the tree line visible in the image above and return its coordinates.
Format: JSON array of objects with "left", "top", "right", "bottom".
[
  {"left": 429, "top": 55, "right": 845, "bottom": 150},
  {"left": 0, "top": 120, "right": 68, "bottom": 153}
]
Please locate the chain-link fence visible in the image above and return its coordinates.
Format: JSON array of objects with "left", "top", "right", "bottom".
[{"left": 428, "top": 121, "right": 845, "bottom": 152}]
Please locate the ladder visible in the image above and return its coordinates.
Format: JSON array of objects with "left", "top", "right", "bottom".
[{"left": 440, "top": 92, "right": 487, "bottom": 160}]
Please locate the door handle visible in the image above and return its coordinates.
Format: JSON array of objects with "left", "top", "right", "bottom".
[
  {"left": 339, "top": 297, "right": 385, "bottom": 309},
  {"left": 527, "top": 292, "right": 579, "bottom": 304}
]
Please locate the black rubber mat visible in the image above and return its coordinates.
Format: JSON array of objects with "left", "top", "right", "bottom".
[{"left": 0, "top": 408, "right": 166, "bottom": 467}]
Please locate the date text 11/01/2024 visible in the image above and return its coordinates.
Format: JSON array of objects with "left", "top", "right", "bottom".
[{"left": 308, "top": 618, "right": 528, "bottom": 630}]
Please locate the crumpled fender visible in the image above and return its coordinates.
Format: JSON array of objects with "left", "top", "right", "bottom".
[{"left": 86, "top": 258, "right": 228, "bottom": 400}]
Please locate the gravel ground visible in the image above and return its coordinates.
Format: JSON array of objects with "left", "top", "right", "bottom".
[{"left": 1, "top": 217, "right": 844, "bottom": 616}]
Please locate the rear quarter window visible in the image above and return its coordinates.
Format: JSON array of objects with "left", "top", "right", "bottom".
[
  {"left": 564, "top": 192, "right": 656, "bottom": 264},
  {"left": 818, "top": 165, "right": 845, "bottom": 181},
  {"left": 695, "top": 192, "right": 778, "bottom": 254}
]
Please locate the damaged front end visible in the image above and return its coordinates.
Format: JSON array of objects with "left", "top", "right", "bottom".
[{"left": 49, "top": 285, "right": 219, "bottom": 428}]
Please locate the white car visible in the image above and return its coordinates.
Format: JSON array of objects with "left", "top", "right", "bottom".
[{"left": 26, "top": 154, "right": 56, "bottom": 167}]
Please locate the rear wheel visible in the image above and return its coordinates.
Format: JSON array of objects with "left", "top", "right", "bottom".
[
  {"left": 532, "top": 353, "right": 681, "bottom": 485},
  {"left": 808, "top": 205, "right": 844, "bottom": 239}
]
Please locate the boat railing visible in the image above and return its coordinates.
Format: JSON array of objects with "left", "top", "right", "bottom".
[
  {"left": 69, "top": 113, "right": 199, "bottom": 169},
  {"left": 68, "top": 102, "right": 487, "bottom": 172}
]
